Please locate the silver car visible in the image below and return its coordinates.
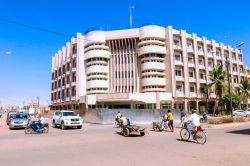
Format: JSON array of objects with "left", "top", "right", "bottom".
[
  {"left": 233, "top": 110, "right": 250, "bottom": 117},
  {"left": 9, "top": 113, "right": 31, "bottom": 129}
]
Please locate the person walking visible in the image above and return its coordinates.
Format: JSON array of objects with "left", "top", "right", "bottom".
[
  {"left": 167, "top": 110, "right": 174, "bottom": 132},
  {"left": 180, "top": 109, "right": 186, "bottom": 123}
]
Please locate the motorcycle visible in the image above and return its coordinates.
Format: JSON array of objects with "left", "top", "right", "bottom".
[
  {"left": 152, "top": 116, "right": 168, "bottom": 131},
  {"left": 24, "top": 121, "right": 49, "bottom": 134}
]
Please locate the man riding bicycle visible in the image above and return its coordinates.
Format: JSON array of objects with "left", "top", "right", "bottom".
[{"left": 187, "top": 110, "right": 200, "bottom": 139}]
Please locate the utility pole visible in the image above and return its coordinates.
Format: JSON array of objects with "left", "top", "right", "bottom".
[
  {"left": 37, "top": 96, "right": 40, "bottom": 115},
  {"left": 225, "top": 56, "right": 233, "bottom": 116},
  {"left": 129, "top": 5, "right": 134, "bottom": 29}
]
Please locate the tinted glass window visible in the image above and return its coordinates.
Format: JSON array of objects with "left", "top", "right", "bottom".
[{"left": 63, "top": 112, "right": 76, "bottom": 116}]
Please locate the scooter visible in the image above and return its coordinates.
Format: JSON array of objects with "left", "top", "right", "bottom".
[{"left": 24, "top": 121, "right": 49, "bottom": 134}]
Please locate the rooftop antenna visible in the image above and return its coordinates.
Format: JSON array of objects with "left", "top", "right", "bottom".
[{"left": 129, "top": 5, "right": 134, "bottom": 29}]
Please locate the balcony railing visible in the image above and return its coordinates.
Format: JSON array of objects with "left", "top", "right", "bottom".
[{"left": 176, "top": 76, "right": 184, "bottom": 81}]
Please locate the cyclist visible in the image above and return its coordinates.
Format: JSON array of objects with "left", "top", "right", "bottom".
[{"left": 187, "top": 110, "right": 200, "bottom": 139}]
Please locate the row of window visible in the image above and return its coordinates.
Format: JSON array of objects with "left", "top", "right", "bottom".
[
  {"left": 87, "top": 73, "right": 107, "bottom": 77},
  {"left": 86, "top": 57, "right": 108, "bottom": 63},
  {"left": 140, "top": 38, "right": 165, "bottom": 42},
  {"left": 138, "top": 43, "right": 165, "bottom": 48},
  {"left": 142, "top": 85, "right": 165, "bottom": 89},
  {"left": 51, "top": 87, "right": 76, "bottom": 101},
  {"left": 87, "top": 88, "right": 108, "bottom": 91},
  {"left": 87, "top": 78, "right": 107, "bottom": 81},
  {"left": 173, "top": 38, "right": 242, "bottom": 60},
  {"left": 142, "top": 69, "right": 164, "bottom": 73},
  {"left": 86, "top": 63, "right": 107, "bottom": 67},
  {"left": 142, "top": 75, "right": 164, "bottom": 78},
  {"left": 141, "top": 53, "right": 164, "bottom": 58},
  {"left": 52, "top": 60, "right": 77, "bottom": 79},
  {"left": 141, "top": 59, "right": 164, "bottom": 63}
]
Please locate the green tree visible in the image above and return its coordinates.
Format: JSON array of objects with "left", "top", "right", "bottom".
[
  {"left": 222, "top": 93, "right": 243, "bottom": 111},
  {"left": 208, "top": 65, "right": 227, "bottom": 114},
  {"left": 239, "top": 78, "right": 250, "bottom": 109}
]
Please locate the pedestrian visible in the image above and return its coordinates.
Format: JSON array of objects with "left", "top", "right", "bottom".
[
  {"left": 180, "top": 109, "right": 186, "bottom": 123},
  {"left": 167, "top": 110, "right": 174, "bottom": 132}
]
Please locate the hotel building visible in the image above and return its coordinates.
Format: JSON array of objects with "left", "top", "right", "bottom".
[{"left": 50, "top": 25, "right": 248, "bottom": 113}]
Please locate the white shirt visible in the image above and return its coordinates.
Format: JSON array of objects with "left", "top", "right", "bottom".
[
  {"left": 39, "top": 117, "right": 45, "bottom": 124},
  {"left": 120, "top": 117, "right": 128, "bottom": 126},
  {"left": 189, "top": 113, "right": 200, "bottom": 126}
]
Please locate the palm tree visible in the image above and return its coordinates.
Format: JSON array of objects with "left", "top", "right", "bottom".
[
  {"left": 208, "top": 65, "right": 226, "bottom": 114},
  {"left": 239, "top": 78, "right": 250, "bottom": 109}
]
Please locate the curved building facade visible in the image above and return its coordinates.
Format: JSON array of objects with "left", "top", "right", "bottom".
[{"left": 51, "top": 25, "right": 249, "bottom": 113}]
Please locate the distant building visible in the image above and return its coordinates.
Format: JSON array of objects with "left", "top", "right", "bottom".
[{"left": 50, "top": 25, "right": 249, "bottom": 113}]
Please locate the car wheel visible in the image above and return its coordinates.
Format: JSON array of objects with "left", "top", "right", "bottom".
[
  {"left": 246, "top": 114, "right": 250, "bottom": 117},
  {"left": 77, "top": 125, "right": 82, "bottom": 129},
  {"left": 61, "top": 121, "right": 66, "bottom": 130},
  {"left": 52, "top": 120, "right": 56, "bottom": 128}
]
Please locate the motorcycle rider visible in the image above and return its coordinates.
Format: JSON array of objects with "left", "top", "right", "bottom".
[
  {"left": 34, "top": 114, "right": 45, "bottom": 131},
  {"left": 187, "top": 110, "right": 200, "bottom": 139}
]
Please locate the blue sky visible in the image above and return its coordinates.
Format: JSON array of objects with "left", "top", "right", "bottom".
[{"left": 0, "top": 0, "right": 250, "bottom": 105}]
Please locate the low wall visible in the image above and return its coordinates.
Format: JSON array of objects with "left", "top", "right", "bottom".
[{"left": 83, "top": 109, "right": 181, "bottom": 124}]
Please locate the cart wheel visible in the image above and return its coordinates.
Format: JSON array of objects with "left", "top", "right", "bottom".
[
  {"left": 123, "top": 127, "right": 130, "bottom": 137},
  {"left": 140, "top": 132, "right": 145, "bottom": 136}
]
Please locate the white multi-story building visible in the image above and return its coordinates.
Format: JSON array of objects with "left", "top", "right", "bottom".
[{"left": 50, "top": 25, "right": 248, "bottom": 113}]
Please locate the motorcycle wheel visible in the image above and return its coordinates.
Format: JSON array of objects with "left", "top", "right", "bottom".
[{"left": 25, "top": 128, "right": 33, "bottom": 134}]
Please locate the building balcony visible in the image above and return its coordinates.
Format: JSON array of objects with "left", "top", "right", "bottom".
[
  {"left": 210, "top": 93, "right": 216, "bottom": 98},
  {"left": 173, "top": 45, "right": 182, "bottom": 50},
  {"left": 66, "top": 97, "right": 70, "bottom": 101},
  {"left": 71, "top": 82, "right": 76, "bottom": 86},
  {"left": 138, "top": 45, "right": 167, "bottom": 56},
  {"left": 87, "top": 80, "right": 109, "bottom": 89},
  {"left": 198, "top": 51, "right": 204, "bottom": 55},
  {"left": 66, "top": 84, "right": 70, "bottom": 88},
  {"left": 141, "top": 61, "right": 165, "bottom": 71},
  {"left": 176, "top": 76, "right": 184, "bottom": 81},
  {"left": 72, "top": 53, "right": 77, "bottom": 59},
  {"left": 141, "top": 77, "right": 166, "bottom": 86},
  {"left": 189, "top": 78, "right": 196, "bottom": 82},
  {"left": 176, "top": 91, "right": 184, "bottom": 97},
  {"left": 66, "top": 57, "right": 71, "bottom": 62},
  {"left": 187, "top": 48, "right": 194, "bottom": 53},
  {"left": 199, "top": 93, "right": 207, "bottom": 98},
  {"left": 61, "top": 86, "right": 65, "bottom": 90},
  {"left": 233, "top": 71, "right": 238, "bottom": 75},
  {"left": 66, "top": 71, "right": 70, "bottom": 75},
  {"left": 232, "top": 59, "right": 237, "bottom": 64},
  {"left": 216, "top": 56, "right": 222, "bottom": 60},
  {"left": 175, "top": 61, "right": 183, "bottom": 66},
  {"left": 84, "top": 49, "right": 110, "bottom": 60},
  {"left": 72, "top": 67, "right": 77, "bottom": 72},
  {"left": 207, "top": 53, "right": 213, "bottom": 58},
  {"left": 200, "top": 79, "right": 206, "bottom": 84},
  {"left": 240, "top": 73, "right": 245, "bottom": 77},
  {"left": 239, "top": 61, "right": 243, "bottom": 65},
  {"left": 84, "top": 45, "right": 109, "bottom": 53},
  {"left": 71, "top": 96, "right": 76, "bottom": 101},
  {"left": 190, "top": 92, "right": 197, "bottom": 97},
  {"left": 199, "top": 65, "right": 205, "bottom": 69},
  {"left": 208, "top": 66, "right": 213, "bottom": 71},
  {"left": 86, "top": 65, "right": 109, "bottom": 75},
  {"left": 188, "top": 63, "right": 195, "bottom": 68}
]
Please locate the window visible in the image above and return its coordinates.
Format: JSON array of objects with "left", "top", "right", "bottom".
[
  {"left": 200, "top": 71, "right": 205, "bottom": 79},
  {"left": 175, "top": 53, "right": 182, "bottom": 62},
  {"left": 173, "top": 38, "right": 181, "bottom": 46},
  {"left": 208, "top": 60, "right": 213, "bottom": 67},
  {"left": 176, "top": 85, "right": 183, "bottom": 92},
  {"left": 190, "top": 85, "right": 195, "bottom": 92},
  {"left": 189, "top": 70, "right": 194, "bottom": 78},
  {"left": 199, "top": 58, "right": 204, "bottom": 66},
  {"left": 175, "top": 69, "right": 182, "bottom": 76},
  {"left": 188, "top": 55, "right": 194, "bottom": 64},
  {"left": 187, "top": 40, "right": 193, "bottom": 49},
  {"left": 198, "top": 44, "right": 203, "bottom": 52},
  {"left": 216, "top": 49, "right": 221, "bottom": 57},
  {"left": 200, "top": 86, "right": 205, "bottom": 93}
]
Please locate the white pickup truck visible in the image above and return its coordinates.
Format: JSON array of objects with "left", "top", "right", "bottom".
[{"left": 52, "top": 110, "right": 83, "bottom": 129}]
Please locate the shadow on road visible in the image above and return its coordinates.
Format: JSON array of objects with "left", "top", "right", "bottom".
[
  {"left": 176, "top": 138, "right": 197, "bottom": 144},
  {"left": 114, "top": 131, "right": 146, "bottom": 137},
  {"left": 226, "top": 129, "right": 250, "bottom": 135}
]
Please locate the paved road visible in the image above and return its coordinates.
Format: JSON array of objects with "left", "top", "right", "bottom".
[{"left": 0, "top": 116, "right": 250, "bottom": 166}]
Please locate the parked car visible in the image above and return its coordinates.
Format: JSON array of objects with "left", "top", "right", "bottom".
[
  {"left": 52, "top": 110, "right": 83, "bottom": 129},
  {"left": 233, "top": 110, "right": 250, "bottom": 117},
  {"left": 6, "top": 111, "right": 19, "bottom": 125},
  {"left": 9, "top": 113, "right": 31, "bottom": 129}
]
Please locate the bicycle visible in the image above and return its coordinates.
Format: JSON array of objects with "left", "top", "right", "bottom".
[{"left": 180, "top": 122, "right": 207, "bottom": 144}]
